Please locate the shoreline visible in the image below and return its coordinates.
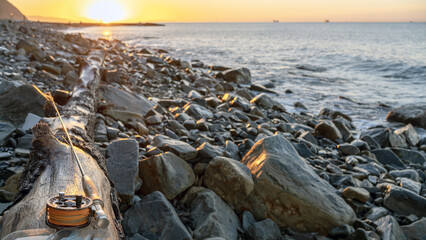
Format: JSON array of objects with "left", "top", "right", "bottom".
[{"left": 0, "top": 20, "right": 425, "bottom": 239}]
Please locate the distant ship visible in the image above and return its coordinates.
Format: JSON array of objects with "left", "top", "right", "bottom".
[
  {"left": 273, "top": 19, "right": 279, "bottom": 23},
  {"left": 323, "top": 19, "right": 330, "bottom": 23}
]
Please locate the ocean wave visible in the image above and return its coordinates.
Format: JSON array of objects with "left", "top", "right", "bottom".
[
  {"left": 295, "top": 64, "right": 327, "bottom": 72},
  {"left": 383, "top": 65, "right": 426, "bottom": 79}
]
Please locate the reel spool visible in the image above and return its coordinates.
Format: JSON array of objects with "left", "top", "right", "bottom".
[{"left": 46, "top": 192, "right": 92, "bottom": 228}]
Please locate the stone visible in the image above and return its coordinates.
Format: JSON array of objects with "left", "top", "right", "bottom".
[
  {"left": 196, "top": 142, "right": 225, "bottom": 162},
  {"left": 298, "top": 131, "right": 318, "bottom": 145},
  {"left": 21, "top": 113, "right": 42, "bottom": 132},
  {"left": 394, "top": 124, "right": 420, "bottom": 146},
  {"left": 292, "top": 142, "right": 315, "bottom": 159},
  {"left": 122, "top": 191, "right": 192, "bottom": 240},
  {"left": 99, "top": 85, "right": 156, "bottom": 117},
  {"left": 15, "top": 148, "right": 30, "bottom": 157},
  {"left": 152, "top": 135, "right": 197, "bottom": 161},
  {"left": 16, "top": 39, "right": 37, "bottom": 54},
  {"left": 350, "top": 139, "right": 370, "bottom": 151},
  {"left": 372, "top": 149, "right": 406, "bottom": 170},
  {"left": 389, "top": 169, "right": 419, "bottom": 182},
  {"left": 242, "top": 211, "right": 256, "bottom": 232},
  {"left": 64, "top": 71, "right": 79, "bottom": 87},
  {"left": 392, "top": 148, "right": 426, "bottom": 166},
  {"left": 103, "top": 70, "right": 121, "bottom": 83},
  {"left": 0, "top": 122, "right": 15, "bottom": 146},
  {"left": 183, "top": 104, "right": 213, "bottom": 120},
  {"left": 399, "top": 178, "right": 421, "bottom": 194},
  {"left": 246, "top": 218, "right": 282, "bottom": 240},
  {"left": 314, "top": 120, "right": 342, "bottom": 141},
  {"left": 222, "top": 67, "right": 251, "bottom": 85},
  {"left": 203, "top": 156, "right": 254, "bottom": 207},
  {"left": 145, "top": 115, "right": 162, "bottom": 125},
  {"left": 375, "top": 215, "right": 407, "bottom": 240},
  {"left": 17, "top": 134, "right": 34, "bottom": 149},
  {"left": 53, "top": 89, "right": 70, "bottom": 106},
  {"left": 328, "top": 224, "right": 355, "bottom": 239},
  {"left": 0, "top": 173, "right": 21, "bottom": 202},
  {"left": 383, "top": 186, "right": 426, "bottom": 217},
  {"left": 42, "top": 64, "right": 61, "bottom": 75},
  {"left": 366, "top": 207, "right": 390, "bottom": 221},
  {"left": 342, "top": 187, "right": 370, "bottom": 203},
  {"left": 60, "top": 61, "right": 75, "bottom": 75},
  {"left": 361, "top": 128, "right": 390, "bottom": 148},
  {"left": 0, "top": 84, "right": 45, "bottom": 126},
  {"left": 389, "top": 130, "right": 408, "bottom": 148},
  {"left": 225, "top": 140, "right": 240, "bottom": 160},
  {"left": 139, "top": 152, "right": 195, "bottom": 200},
  {"left": 400, "top": 218, "right": 426, "bottom": 240},
  {"left": 240, "top": 135, "right": 355, "bottom": 233},
  {"left": 250, "top": 93, "right": 285, "bottom": 111},
  {"left": 183, "top": 188, "right": 240, "bottom": 240},
  {"left": 387, "top": 104, "right": 426, "bottom": 129},
  {"left": 106, "top": 127, "right": 120, "bottom": 140},
  {"left": 337, "top": 143, "right": 360, "bottom": 156},
  {"left": 0, "top": 152, "right": 12, "bottom": 160},
  {"left": 333, "top": 119, "right": 353, "bottom": 142},
  {"left": 106, "top": 139, "right": 139, "bottom": 202},
  {"left": 94, "top": 119, "right": 108, "bottom": 142}
]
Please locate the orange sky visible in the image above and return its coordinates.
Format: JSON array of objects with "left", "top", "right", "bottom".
[{"left": 9, "top": 0, "right": 426, "bottom": 23}]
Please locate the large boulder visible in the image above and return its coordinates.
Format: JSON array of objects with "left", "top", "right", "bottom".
[
  {"left": 183, "top": 187, "right": 240, "bottom": 240},
  {"left": 387, "top": 104, "right": 426, "bottom": 129},
  {"left": 139, "top": 152, "right": 195, "bottom": 199},
  {"left": 122, "top": 191, "right": 192, "bottom": 240},
  {"left": 0, "top": 84, "right": 45, "bottom": 126},
  {"left": 383, "top": 186, "right": 426, "bottom": 217},
  {"left": 152, "top": 135, "right": 197, "bottom": 161},
  {"left": 239, "top": 135, "right": 356, "bottom": 233},
  {"left": 99, "top": 85, "right": 155, "bottom": 117},
  {"left": 203, "top": 156, "right": 254, "bottom": 207},
  {"left": 222, "top": 68, "right": 251, "bottom": 85},
  {"left": 106, "top": 139, "right": 139, "bottom": 202}
]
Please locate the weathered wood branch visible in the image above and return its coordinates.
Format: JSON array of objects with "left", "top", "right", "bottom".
[{"left": 0, "top": 50, "right": 122, "bottom": 239}]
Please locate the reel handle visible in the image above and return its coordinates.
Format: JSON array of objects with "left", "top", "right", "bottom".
[{"left": 82, "top": 175, "right": 109, "bottom": 229}]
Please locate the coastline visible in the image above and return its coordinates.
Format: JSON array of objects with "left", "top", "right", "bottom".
[{"left": 0, "top": 20, "right": 425, "bottom": 239}]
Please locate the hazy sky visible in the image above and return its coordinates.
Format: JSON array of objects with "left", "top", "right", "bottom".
[{"left": 10, "top": 0, "right": 426, "bottom": 23}]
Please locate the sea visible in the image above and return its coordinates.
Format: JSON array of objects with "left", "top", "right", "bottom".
[{"left": 65, "top": 23, "right": 426, "bottom": 135}]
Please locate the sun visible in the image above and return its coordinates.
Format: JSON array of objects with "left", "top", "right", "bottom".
[{"left": 86, "top": 0, "right": 126, "bottom": 23}]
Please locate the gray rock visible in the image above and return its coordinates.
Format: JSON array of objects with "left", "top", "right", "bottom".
[
  {"left": 372, "top": 149, "right": 406, "bottom": 170},
  {"left": 366, "top": 207, "right": 390, "bottom": 221},
  {"left": 314, "top": 120, "right": 342, "bottom": 141},
  {"left": 246, "top": 218, "right": 281, "bottom": 240},
  {"left": 292, "top": 142, "right": 315, "bottom": 159},
  {"left": 342, "top": 187, "right": 370, "bottom": 203},
  {"left": 122, "top": 191, "right": 192, "bottom": 240},
  {"left": 298, "top": 131, "right": 318, "bottom": 146},
  {"left": 0, "top": 84, "right": 45, "bottom": 126},
  {"left": 392, "top": 148, "right": 426, "bottom": 166},
  {"left": 106, "top": 127, "right": 120, "bottom": 140},
  {"left": 17, "top": 134, "right": 34, "bottom": 149},
  {"left": 350, "top": 139, "right": 370, "bottom": 151},
  {"left": 0, "top": 122, "right": 15, "bottom": 146},
  {"left": 328, "top": 224, "right": 355, "bottom": 239},
  {"left": 250, "top": 93, "right": 285, "bottom": 111},
  {"left": 389, "top": 169, "right": 419, "bottom": 182},
  {"left": 387, "top": 104, "right": 426, "bottom": 129},
  {"left": 222, "top": 67, "right": 251, "bottom": 85},
  {"left": 361, "top": 128, "right": 390, "bottom": 148},
  {"left": 333, "top": 119, "right": 353, "bottom": 142},
  {"left": 94, "top": 119, "right": 108, "bottom": 142},
  {"left": 139, "top": 152, "right": 195, "bottom": 200},
  {"left": 196, "top": 142, "right": 225, "bottom": 162},
  {"left": 103, "top": 70, "right": 121, "bottom": 84},
  {"left": 0, "top": 152, "right": 12, "bottom": 160},
  {"left": 99, "top": 85, "right": 155, "bottom": 117},
  {"left": 394, "top": 124, "right": 420, "bottom": 146},
  {"left": 383, "top": 186, "right": 426, "bottom": 217},
  {"left": 400, "top": 218, "right": 426, "bottom": 240},
  {"left": 16, "top": 39, "right": 37, "bottom": 54},
  {"left": 389, "top": 130, "right": 408, "bottom": 148},
  {"left": 203, "top": 156, "right": 254, "bottom": 207},
  {"left": 225, "top": 140, "right": 240, "bottom": 160},
  {"left": 360, "top": 135, "right": 381, "bottom": 149},
  {"left": 337, "top": 143, "right": 360, "bottom": 156},
  {"left": 41, "top": 64, "right": 61, "bottom": 75},
  {"left": 375, "top": 215, "right": 407, "bottom": 240},
  {"left": 107, "top": 139, "right": 139, "bottom": 202},
  {"left": 242, "top": 211, "right": 256, "bottom": 232},
  {"left": 399, "top": 178, "right": 422, "bottom": 194},
  {"left": 21, "top": 113, "right": 42, "bottom": 132},
  {"left": 184, "top": 188, "right": 240, "bottom": 240},
  {"left": 183, "top": 104, "right": 213, "bottom": 120},
  {"left": 64, "top": 71, "right": 79, "bottom": 87},
  {"left": 240, "top": 135, "right": 355, "bottom": 233},
  {"left": 152, "top": 135, "right": 197, "bottom": 161}
]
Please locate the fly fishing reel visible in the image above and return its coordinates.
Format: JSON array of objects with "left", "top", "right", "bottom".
[{"left": 46, "top": 192, "right": 92, "bottom": 228}]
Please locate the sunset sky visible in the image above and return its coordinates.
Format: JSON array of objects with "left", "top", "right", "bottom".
[{"left": 9, "top": 0, "right": 426, "bottom": 23}]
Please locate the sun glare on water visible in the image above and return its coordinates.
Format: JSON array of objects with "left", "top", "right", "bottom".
[{"left": 86, "top": 0, "right": 126, "bottom": 23}]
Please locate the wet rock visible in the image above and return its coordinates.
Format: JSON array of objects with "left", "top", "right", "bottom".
[
  {"left": 360, "top": 135, "right": 381, "bottom": 150},
  {"left": 337, "top": 143, "right": 360, "bottom": 156},
  {"left": 342, "top": 187, "right": 370, "bottom": 202},
  {"left": 107, "top": 139, "right": 139, "bottom": 202},
  {"left": 240, "top": 135, "right": 355, "bottom": 233},
  {"left": 183, "top": 103, "right": 213, "bottom": 120},
  {"left": 387, "top": 104, "right": 426, "bottom": 129},
  {"left": 183, "top": 187, "right": 240, "bottom": 240},
  {"left": 399, "top": 178, "right": 421, "bottom": 194},
  {"left": 361, "top": 128, "right": 390, "bottom": 148},
  {"left": 94, "top": 119, "right": 108, "bottom": 142},
  {"left": 389, "top": 169, "right": 419, "bottom": 182},
  {"left": 222, "top": 67, "right": 251, "bottom": 85},
  {"left": 350, "top": 139, "right": 370, "bottom": 151},
  {"left": 203, "top": 156, "right": 254, "bottom": 207},
  {"left": 328, "top": 224, "right": 355, "bottom": 239},
  {"left": 333, "top": 119, "right": 353, "bottom": 142},
  {"left": 245, "top": 218, "right": 281, "bottom": 240},
  {"left": 139, "top": 152, "right": 195, "bottom": 199},
  {"left": 242, "top": 211, "right": 256, "bottom": 232},
  {"left": 250, "top": 93, "right": 285, "bottom": 111},
  {"left": 383, "top": 186, "right": 426, "bottom": 217},
  {"left": 196, "top": 142, "right": 225, "bottom": 162},
  {"left": 372, "top": 149, "right": 406, "bottom": 170},
  {"left": 0, "top": 122, "right": 15, "bottom": 146},
  {"left": 375, "top": 215, "right": 407, "bottom": 240},
  {"left": 122, "top": 191, "right": 192, "bottom": 240},
  {"left": 249, "top": 84, "right": 278, "bottom": 94},
  {"left": 389, "top": 130, "right": 408, "bottom": 148},
  {"left": 292, "top": 142, "right": 315, "bottom": 159},
  {"left": 225, "top": 140, "right": 240, "bottom": 160},
  {"left": 314, "top": 120, "right": 342, "bottom": 141},
  {"left": 400, "top": 218, "right": 426, "bottom": 240},
  {"left": 106, "top": 127, "right": 120, "bottom": 140},
  {"left": 394, "top": 124, "right": 420, "bottom": 146},
  {"left": 366, "top": 207, "right": 390, "bottom": 221},
  {"left": 0, "top": 84, "right": 45, "bottom": 126},
  {"left": 99, "top": 85, "right": 155, "bottom": 116},
  {"left": 42, "top": 64, "right": 61, "bottom": 75},
  {"left": 152, "top": 135, "right": 197, "bottom": 161},
  {"left": 392, "top": 148, "right": 426, "bottom": 166}
]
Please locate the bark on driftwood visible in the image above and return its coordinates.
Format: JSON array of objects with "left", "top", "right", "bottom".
[{"left": 0, "top": 50, "right": 122, "bottom": 239}]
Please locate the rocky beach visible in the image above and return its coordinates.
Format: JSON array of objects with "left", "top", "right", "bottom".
[{"left": 0, "top": 19, "right": 425, "bottom": 240}]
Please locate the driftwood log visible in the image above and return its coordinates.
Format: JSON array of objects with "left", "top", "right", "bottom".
[{"left": 0, "top": 50, "right": 122, "bottom": 239}]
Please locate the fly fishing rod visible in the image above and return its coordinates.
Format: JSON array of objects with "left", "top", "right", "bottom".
[{"left": 42, "top": 92, "right": 109, "bottom": 229}]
